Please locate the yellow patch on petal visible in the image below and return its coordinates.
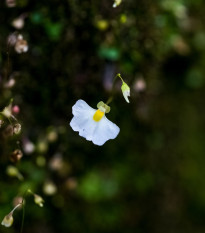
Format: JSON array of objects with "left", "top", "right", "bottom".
[{"left": 93, "top": 109, "right": 104, "bottom": 122}]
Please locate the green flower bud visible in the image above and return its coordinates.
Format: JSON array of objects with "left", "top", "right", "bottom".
[{"left": 121, "top": 81, "right": 130, "bottom": 103}]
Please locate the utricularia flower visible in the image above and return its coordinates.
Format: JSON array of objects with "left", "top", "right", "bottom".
[
  {"left": 70, "top": 100, "right": 120, "bottom": 146},
  {"left": 121, "top": 81, "right": 130, "bottom": 103}
]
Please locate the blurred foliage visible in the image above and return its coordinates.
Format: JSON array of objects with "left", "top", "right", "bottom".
[{"left": 1, "top": 0, "right": 205, "bottom": 232}]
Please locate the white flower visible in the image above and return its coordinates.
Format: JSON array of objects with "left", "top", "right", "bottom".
[
  {"left": 70, "top": 100, "right": 120, "bottom": 146},
  {"left": 121, "top": 81, "right": 130, "bottom": 103}
]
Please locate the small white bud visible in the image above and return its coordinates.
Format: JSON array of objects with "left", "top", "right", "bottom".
[
  {"left": 1, "top": 213, "right": 13, "bottom": 227},
  {"left": 6, "top": 165, "right": 24, "bottom": 180},
  {"left": 113, "top": 0, "right": 122, "bottom": 8},
  {"left": 121, "top": 81, "right": 130, "bottom": 103},
  {"left": 34, "top": 194, "right": 44, "bottom": 207}
]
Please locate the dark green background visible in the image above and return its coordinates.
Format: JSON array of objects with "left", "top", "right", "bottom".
[{"left": 1, "top": 0, "right": 205, "bottom": 232}]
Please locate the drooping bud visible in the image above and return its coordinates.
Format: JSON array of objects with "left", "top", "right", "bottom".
[
  {"left": 1, "top": 213, "right": 13, "bottom": 227},
  {"left": 6, "top": 165, "right": 24, "bottom": 180},
  {"left": 121, "top": 81, "right": 130, "bottom": 103},
  {"left": 113, "top": 0, "right": 122, "bottom": 8},
  {"left": 1, "top": 203, "right": 22, "bottom": 228},
  {"left": 34, "top": 194, "right": 44, "bottom": 207}
]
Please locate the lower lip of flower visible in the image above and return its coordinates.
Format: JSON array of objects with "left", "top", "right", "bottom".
[{"left": 93, "top": 109, "right": 104, "bottom": 122}]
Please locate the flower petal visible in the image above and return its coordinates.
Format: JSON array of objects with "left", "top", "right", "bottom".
[
  {"left": 92, "top": 116, "right": 120, "bottom": 146},
  {"left": 70, "top": 100, "right": 97, "bottom": 140},
  {"left": 72, "top": 99, "right": 95, "bottom": 117}
]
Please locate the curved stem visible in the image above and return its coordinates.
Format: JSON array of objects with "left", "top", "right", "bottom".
[
  {"left": 106, "top": 73, "right": 124, "bottom": 105},
  {"left": 10, "top": 203, "right": 22, "bottom": 215},
  {"left": 20, "top": 199, "right": 25, "bottom": 233},
  {"left": 20, "top": 189, "right": 30, "bottom": 233}
]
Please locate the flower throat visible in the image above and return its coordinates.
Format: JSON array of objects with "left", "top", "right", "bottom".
[{"left": 93, "top": 109, "right": 104, "bottom": 122}]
